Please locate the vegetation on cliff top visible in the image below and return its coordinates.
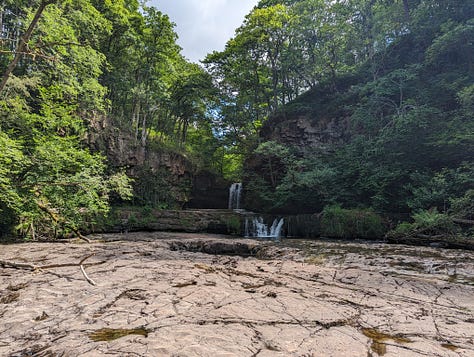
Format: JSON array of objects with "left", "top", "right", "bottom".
[{"left": 203, "top": 0, "right": 473, "bottom": 239}]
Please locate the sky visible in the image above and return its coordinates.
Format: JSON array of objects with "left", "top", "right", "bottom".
[{"left": 148, "top": 0, "right": 259, "bottom": 63}]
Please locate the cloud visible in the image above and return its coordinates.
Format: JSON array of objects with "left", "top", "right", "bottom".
[{"left": 148, "top": 0, "right": 258, "bottom": 62}]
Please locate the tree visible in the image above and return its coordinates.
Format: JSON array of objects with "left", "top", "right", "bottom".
[
  {"left": 240, "top": 0, "right": 473, "bottom": 217},
  {"left": 0, "top": 0, "right": 132, "bottom": 239},
  {"left": 0, "top": 0, "right": 56, "bottom": 93},
  {"left": 167, "top": 63, "right": 216, "bottom": 144}
]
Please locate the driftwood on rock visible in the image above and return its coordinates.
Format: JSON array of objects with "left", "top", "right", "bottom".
[
  {"left": 415, "top": 234, "right": 445, "bottom": 239},
  {"left": 0, "top": 253, "right": 101, "bottom": 285}
]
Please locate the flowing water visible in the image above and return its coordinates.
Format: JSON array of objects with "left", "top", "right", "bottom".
[
  {"left": 228, "top": 183, "right": 285, "bottom": 238},
  {"left": 228, "top": 183, "right": 242, "bottom": 209},
  {"left": 244, "top": 216, "right": 285, "bottom": 239}
]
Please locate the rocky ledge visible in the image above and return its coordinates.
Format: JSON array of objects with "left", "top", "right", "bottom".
[{"left": 0, "top": 232, "right": 473, "bottom": 356}]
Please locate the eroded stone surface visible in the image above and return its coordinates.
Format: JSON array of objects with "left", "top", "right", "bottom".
[{"left": 0, "top": 232, "right": 473, "bottom": 356}]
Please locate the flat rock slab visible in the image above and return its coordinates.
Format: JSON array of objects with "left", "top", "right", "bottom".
[{"left": 0, "top": 232, "right": 473, "bottom": 356}]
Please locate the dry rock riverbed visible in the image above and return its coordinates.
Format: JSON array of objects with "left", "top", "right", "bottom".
[{"left": 0, "top": 232, "right": 473, "bottom": 356}]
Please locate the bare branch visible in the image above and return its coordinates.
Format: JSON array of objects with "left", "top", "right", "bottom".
[
  {"left": 1, "top": 253, "right": 103, "bottom": 286},
  {"left": 452, "top": 218, "right": 474, "bottom": 225},
  {"left": 0, "top": 260, "right": 37, "bottom": 270},
  {"left": 80, "top": 264, "right": 97, "bottom": 286}
]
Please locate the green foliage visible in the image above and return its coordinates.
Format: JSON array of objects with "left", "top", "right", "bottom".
[
  {"left": 426, "top": 19, "right": 474, "bottom": 69},
  {"left": 407, "top": 165, "right": 474, "bottom": 212},
  {"left": 389, "top": 209, "right": 459, "bottom": 239},
  {"left": 449, "top": 190, "right": 474, "bottom": 221},
  {"left": 244, "top": 0, "right": 473, "bottom": 218},
  {"left": 320, "top": 205, "right": 386, "bottom": 239},
  {"left": 224, "top": 216, "right": 242, "bottom": 235},
  {"left": 0, "top": 0, "right": 133, "bottom": 239},
  {"left": 130, "top": 166, "right": 190, "bottom": 210},
  {"left": 2, "top": 0, "right": 473, "bottom": 240},
  {"left": 411, "top": 210, "right": 457, "bottom": 235}
]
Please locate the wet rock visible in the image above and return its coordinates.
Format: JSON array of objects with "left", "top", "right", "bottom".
[{"left": 105, "top": 209, "right": 243, "bottom": 235}]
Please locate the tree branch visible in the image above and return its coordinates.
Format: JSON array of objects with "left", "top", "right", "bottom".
[
  {"left": 0, "top": 49, "right": 57, "bottom": 61},
  {"left": 80, "top": 264, "right": 97, "bottom": 286},
  {"left": 0, "top": 0, "right": 57, "bottom": 93},
  {"left": 452, "top": 218, "right": 474, "bottom": 225},
  {"left": 0, "top": 253, "right": 103, "bottom": 286},
  {"left": 35, "top": 195, "right": 91, "bottom": 243}
]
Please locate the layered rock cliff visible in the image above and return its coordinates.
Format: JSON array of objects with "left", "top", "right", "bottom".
[
  {"left": 87, "top": 116, "right": 194, "bottom": 208},
  {"left": 243, "top": 82, "right": 356, "bottom": 213},
  {"left": 258, "top": 81, "right": 356, "bottom": 153}
]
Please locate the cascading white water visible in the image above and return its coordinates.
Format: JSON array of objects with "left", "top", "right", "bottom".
[
  {"left": 228, "top": 183, "right": 242, "bottom": 209},
  {"left": 245, "top": 217, "right": 284, "bottom": 239},
  {"left": 228, "top": 182, "right": 284, "bottom": 238},
  {"left": 269, "top": 217, "right": 285, "bottom": 237}
]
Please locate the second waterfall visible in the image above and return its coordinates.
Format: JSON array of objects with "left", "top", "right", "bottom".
[{"left": 228, "top": 182, "right": 242, "bottom": 210}]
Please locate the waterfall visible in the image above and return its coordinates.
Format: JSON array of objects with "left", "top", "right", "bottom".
[
  {"left": 245, "top": 217, "right": 284, "bottom": 239},
  {"left": 228, "top": 183, "right": 242, "bottom": 209},
  {"left": 227, "top": 183, "right": 284, "bottom": 238}
]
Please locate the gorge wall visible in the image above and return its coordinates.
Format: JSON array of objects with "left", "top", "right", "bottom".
[
  {"left": 258, "top": 110, "right": 351, "bottom": 154},
  {"left": 87, "top": 116, "right": 194, "bottom": 208},
  {"left": 243, "top": 84, "right": 355, "bottom": 214}
]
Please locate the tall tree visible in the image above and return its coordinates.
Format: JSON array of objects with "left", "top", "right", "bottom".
[
  {"left": 0, "top": 0, "right": 56, "bottom": 93},
  {"left": 0, "top": 0, "right": 131, "bottom": 238}
]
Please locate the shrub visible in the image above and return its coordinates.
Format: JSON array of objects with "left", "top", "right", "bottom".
[
  {"left": 321, "top": 205, "right": 386, "bottom": 239},
  {"left": 225, "top": 216, "right": 242, "bottom": 235},
  {"left": 388, "top": 208, "right": 460, "bottom": 239},
  {"left": 411, "top": 209, "right": 456, "bottom": 234},
  {"left": 449, "top": 189, "right": 474, "bottom": 220}
]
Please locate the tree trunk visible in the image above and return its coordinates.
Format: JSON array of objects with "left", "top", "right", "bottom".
[
  {"left": 0, "top": 0, "right": 56, "bottom": 94},
  {"left": 402, "top": 0, "right": 410, "bottom": 22},
  {"left": 141, "top": 113, "right": 147, "bottom": 147}
]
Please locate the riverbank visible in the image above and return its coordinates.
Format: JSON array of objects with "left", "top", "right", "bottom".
[{"left": 1, "top": 232, "right": 473, "bottom": 356}]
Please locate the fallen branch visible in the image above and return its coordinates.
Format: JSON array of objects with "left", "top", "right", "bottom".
[
  {"left": 452, "top": 218, "right": 474, "bottom": 225},
  {"left": 0, "top": 260, "right": 36, "bottom": 270},
  {"left": 79, "top": 254, "right": 98, "bottom": 287},
  {"left": 80, "top": 265, "right": 96, "bottom": 286},
  {"left": 69, "top": 226, "right": 92, "bottom": 243},
  {"left": 415, "top": 234, "right": 446, "bottom": 239},
  {"left": 0, "top": 253, "right": 102, "bottom": 285}
]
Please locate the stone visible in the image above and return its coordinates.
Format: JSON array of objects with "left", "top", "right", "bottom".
[{"left": 0, "top": 232, "right": 473, "bottom": 356}]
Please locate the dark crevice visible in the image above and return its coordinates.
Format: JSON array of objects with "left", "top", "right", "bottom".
[{"left": 168, "top": 240, "right": 272, "bottom": 258}]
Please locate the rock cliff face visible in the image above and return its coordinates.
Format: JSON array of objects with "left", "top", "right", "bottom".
[
  {"left": 88, "top": 116, "right": 191, "bottom": 174},
  {"left": 259, "top": 111, "right": 351, "bottom": 154},
  {"left": 187, "top": 172, "right": 230, "bottom": 209},
  {"left": 107, "top": 208, "right": 242, "bottom": 235},
  {"left": 87, "top": 116, "right": 194, "bottom": 207},
  {"left": 243, "top": 87, "right": 353, "bottom": 213},
  {"left": 87, "top": 116, "right": 233, "bottom": 209}
]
